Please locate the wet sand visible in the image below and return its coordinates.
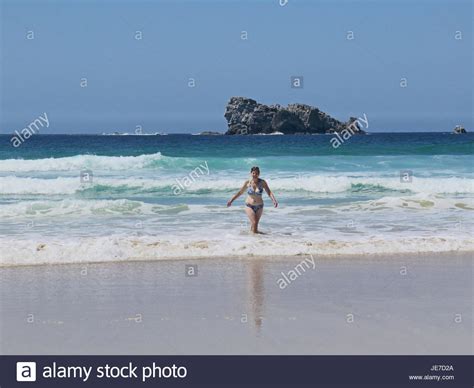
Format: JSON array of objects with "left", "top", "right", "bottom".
[{"left": 0, "top": 253, "right": 472, "bottom": 354}]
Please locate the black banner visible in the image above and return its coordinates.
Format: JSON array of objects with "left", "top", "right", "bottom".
[{"left": 1, "top": 356, "right": 473, "bottom": 387}]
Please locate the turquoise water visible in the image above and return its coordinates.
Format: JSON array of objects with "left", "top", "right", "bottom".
[{"left": 0, "top": 133, "right": 472, "bottom": 265}]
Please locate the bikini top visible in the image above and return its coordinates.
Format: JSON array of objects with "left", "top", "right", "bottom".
[{"left": 247, "top": 178, "right": 263, "bottom": 196}]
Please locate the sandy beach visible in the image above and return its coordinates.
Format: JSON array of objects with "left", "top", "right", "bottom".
[{"left": 1, "top": 252, "right": 472, "bottom": 355}]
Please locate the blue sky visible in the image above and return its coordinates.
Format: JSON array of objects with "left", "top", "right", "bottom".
[{"left": 0, "top": 0, "right": 472, "bottom": 133}]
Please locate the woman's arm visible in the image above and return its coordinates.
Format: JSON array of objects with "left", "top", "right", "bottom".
[
  {"left": 227, "top": 181, "right": 248, "bottom": 207},
  {"left": 262, "top": 180, "right": 278, "bottom": 208}
]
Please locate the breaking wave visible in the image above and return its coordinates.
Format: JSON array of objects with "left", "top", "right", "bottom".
[{"left": 0, "top": 175, "right": 472, "bottom": 196}]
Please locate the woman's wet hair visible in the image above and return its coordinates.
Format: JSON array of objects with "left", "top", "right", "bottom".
[{"left": 250, "top": 166, "right": 260, "bottom": 174}]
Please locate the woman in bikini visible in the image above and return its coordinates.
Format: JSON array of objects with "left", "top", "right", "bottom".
[{"left": 227, "top": 166, "right": 278, "bottom": 234}]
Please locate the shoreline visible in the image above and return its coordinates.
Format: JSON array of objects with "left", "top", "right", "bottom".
[{"left": 1, "top": 248, "right": 473, "bottom": 268}]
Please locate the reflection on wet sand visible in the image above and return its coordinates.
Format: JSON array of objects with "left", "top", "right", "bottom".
[{"left": 247, "top": 260, "right": 265, "bottom": 332}]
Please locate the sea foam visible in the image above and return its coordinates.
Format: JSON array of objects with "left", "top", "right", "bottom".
[
  {"left": 1, "top": 234, "right": 473, "bottom": 266},
  {"left": 0, "top": 175, "right": 473, "bottom": 196}
]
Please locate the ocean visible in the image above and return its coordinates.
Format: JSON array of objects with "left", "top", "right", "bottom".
[{"left": 0, "top": 133, "right": 473, "bottom": 265}]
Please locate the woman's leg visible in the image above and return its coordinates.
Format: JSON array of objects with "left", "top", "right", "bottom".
[
  {"left": 254, "top": 207, "right": 264, "bottom": 233},
  {"left": 245, "top": 206, "right": 257, "bottom": 233}
]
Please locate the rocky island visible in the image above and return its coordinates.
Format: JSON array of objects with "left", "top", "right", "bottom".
[
  {"left": 224, "top": 97, "right": 365, "bottom": 135},
  {"left": 453, "top": 125, "right": 467, "bottom": 134}
]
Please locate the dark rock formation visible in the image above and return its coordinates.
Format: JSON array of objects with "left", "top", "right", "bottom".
[
  {"left": 224, "top": 97, "right": 365, "bottom": 135},
  {"left": 453, "top": 125, "right": 466, "bottom": 134}
]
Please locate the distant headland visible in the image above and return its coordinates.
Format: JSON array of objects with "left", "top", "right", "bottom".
[{"left": 224, "top": 97, "right": 366, "bottom": 135}]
